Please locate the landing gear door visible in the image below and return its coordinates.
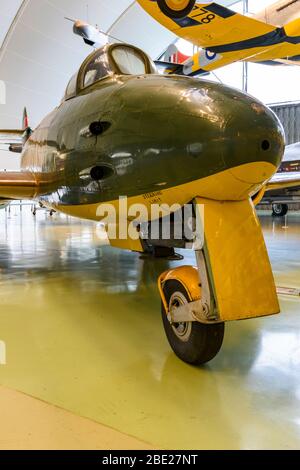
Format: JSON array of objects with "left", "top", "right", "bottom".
[{"left": 193, "top": 197, "right": 280, "bottom": 322}]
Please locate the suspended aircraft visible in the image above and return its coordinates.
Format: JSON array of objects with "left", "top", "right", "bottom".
[
  {"left": 137, "top": 0, "right": 300, "bottom": 76},
  {"left": 68, "top": 15, "right": 207, "bottom": 77},
  {"left": 0, "top": 42, "right": 299, "bottom": 365},
  {"left": 65, "top": 17, "right": 109, "bottom": 48}
]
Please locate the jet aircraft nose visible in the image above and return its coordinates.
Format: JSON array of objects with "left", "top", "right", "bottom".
[
  {"left": 222, "top": 94, "right": 285, "bottom": 189},
  {"left": 105, "top": 75, "right": 284, "bottom": 201},
  {"left": 161, "top": 76, "right": 285, "bottom": 199}
]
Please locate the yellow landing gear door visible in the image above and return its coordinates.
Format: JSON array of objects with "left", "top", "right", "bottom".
[
  {"left": 194, "top": 197, "right": 280, "bottom": 322},
  {"left": 106, "top": 221, "right": 145, "bottom": 253}
]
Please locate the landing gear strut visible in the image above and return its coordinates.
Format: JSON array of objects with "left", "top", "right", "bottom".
[
  {"left": 157, "top": 0, "right": 196, "bottom": 19},
  {"left": 272, "top": 203, "right": 288, "bottom": 217},
  {"left": 157, "top": 197, "right": 279, "bottom": 366},
  {"left": 158, "top": 201, "right": 225, "bottom": 366}
]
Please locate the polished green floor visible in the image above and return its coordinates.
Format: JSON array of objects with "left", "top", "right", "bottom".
[{"left": 0, "top": 205, "right": 300, "bottom": 449}]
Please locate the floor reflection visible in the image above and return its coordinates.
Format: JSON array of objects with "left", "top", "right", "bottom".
[{"left": 0, "top": 206, "right": 300, "bottom": 449}]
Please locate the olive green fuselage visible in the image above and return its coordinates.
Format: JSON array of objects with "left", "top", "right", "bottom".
[{"left": 21, "top": 73, "right": 284, "bottom": 213}]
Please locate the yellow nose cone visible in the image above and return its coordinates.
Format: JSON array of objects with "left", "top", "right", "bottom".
[{"left": 229, "top": 161, "right": 278, "bottom": 185}]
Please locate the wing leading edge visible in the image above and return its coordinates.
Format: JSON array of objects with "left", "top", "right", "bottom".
[
  {"left": 0, "top": 172, "right": 38, "bottom": 200},
  {"left": 138, "top": 1, "right": 300, "bottom": 73},
  {"left": 137, "top": 1, "right": 276, "bottom": 48},
  {"left": 0, "top": 129, "right": 25, "bottom": 154},
  {"left": 266, "top": 172, "right": 300, "bottom": 191},
  {"left": 266, "top": 143, "right": 300, "bottom": 191}
]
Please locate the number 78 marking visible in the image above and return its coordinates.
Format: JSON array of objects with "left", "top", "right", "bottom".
[
  {"left": 191, "top": 6, "right": 216, "bottom": 23},
  {"left": 192, "top": 7, "right": 209, "bottom": 17}
]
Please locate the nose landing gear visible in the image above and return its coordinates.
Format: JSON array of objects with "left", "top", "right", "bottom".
[
  {"left": 157, "top": 0, "right": 196, "bottom": 19},
  {"left": 158, "top": 210, "right": 225, "bottom": 366},
  {"left": 272, "top": 203, "right": 288, "bottom": 217},
  {"left": 157, "top": 197, "right": 280, "bottom": 366},
  {"left": 161, "top": 278, "right": 225, "bottom": 365}
]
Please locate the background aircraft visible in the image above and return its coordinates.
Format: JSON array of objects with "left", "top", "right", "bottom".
[
  {"left": 137, "top": 0, "right": 300, "bottom": 76},
  {"left": 261, "top": 141, "right": 300, "bottom": 216},
  {"left": 66, "top": 17, "right": 109, "bottom": 48}
]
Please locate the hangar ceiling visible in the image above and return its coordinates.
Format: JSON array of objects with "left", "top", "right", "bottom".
[{"left": 0, "top": 0, "right": 239, "bottom": 168}]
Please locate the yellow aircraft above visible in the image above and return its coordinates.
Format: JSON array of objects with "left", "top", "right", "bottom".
[{"left": 137, "top": 0, "right": 300, "bottom": 75}]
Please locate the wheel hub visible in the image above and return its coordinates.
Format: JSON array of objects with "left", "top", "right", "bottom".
[
  {"left": 169, "top": 292, "right": 192, "bottom": 342},
  {"left": 273, "top": 204, "right": 283, "bottom": 214}
]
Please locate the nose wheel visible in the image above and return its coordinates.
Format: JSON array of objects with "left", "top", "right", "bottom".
[
  {"left": 157, "top": 0, "right": 196, "bottom": 19},
  {"left": 272, "top": 203, "right": 288, "bottom": 217},
  {"left": 161, "top": 280, "right": 224, "bottom": 365}
]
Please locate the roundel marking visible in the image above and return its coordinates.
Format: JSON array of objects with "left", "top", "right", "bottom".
[{"left": 205, "top": 50, "right": 217, "bottom": 61}]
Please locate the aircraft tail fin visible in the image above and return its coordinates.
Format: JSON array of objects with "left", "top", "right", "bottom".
[
  {"left": 22, "top": 106, "right": 32, "bottom": 141},
  {"left": 0, "top": 107, "right": 32, "bottom": 154},
  {"left": 159, "top": 43, "right": 190, "bottom": 64},
  {"left": 22, "top": 107, "right": 29, "bottom": 130}
]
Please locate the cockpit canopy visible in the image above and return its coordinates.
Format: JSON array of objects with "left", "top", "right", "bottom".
[{"left": 64, "top": 43, "right": 157, "bottom": 101}]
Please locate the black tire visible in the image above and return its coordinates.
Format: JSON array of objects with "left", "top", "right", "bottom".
[
  {"left": 161, "top": 280, "right": 225, "bottom": 365},
  {"left": 157, "top": 0, "right": 196, "bottom": 19},
  {"left": 272, "top": 203, "right": 288, "bottom": 217}
]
